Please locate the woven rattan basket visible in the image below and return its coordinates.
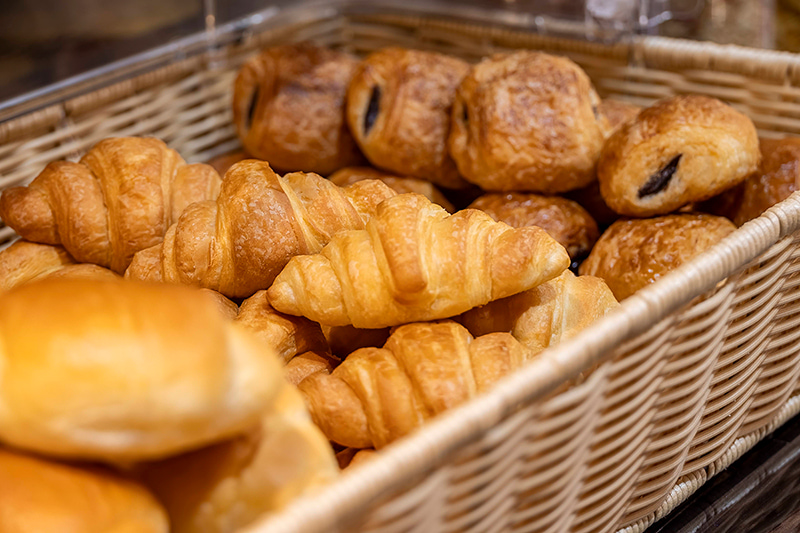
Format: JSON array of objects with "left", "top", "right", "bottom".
[{"left": 3, "top": 3, "right": 800, "bottom": 533}]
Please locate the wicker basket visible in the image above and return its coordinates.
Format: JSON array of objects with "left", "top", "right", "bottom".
[{"left": 3, "top": 4, "right": 800, "bottom": 533}]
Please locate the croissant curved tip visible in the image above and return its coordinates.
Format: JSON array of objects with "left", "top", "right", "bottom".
[{"left": 267, "top": 279, "right": 299, "bottom": 316}]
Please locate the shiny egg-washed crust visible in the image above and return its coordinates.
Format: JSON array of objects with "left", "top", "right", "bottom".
[
  {"left": 458, "top": 270, "right": 618, "bottom": 355},
  {"left": 284, "top": 351, "right": 339, "bottom": 387},
  {"left": 268, "top": 193, "right": 570, "bottom": 329},
  {"left": 0, "top": 448, "right": 168, "bottom": 533},
  {"left": 329, "top": 166, "right": 455, "bottom": 212},
  {"left": 236, "top": 290, "right": 330, "bottom": 365},
  {"left": 598, "top": 99, "right": 642, "bottom": 137},
  {"left": 233, "top": 43, "right": 364, "bottom": 175},
  {"left": 125, "top": 160, "right": 396, "bottom": 299},
  {"left": 468, "top": 193, "right": 599, "bottom": 259},
  {"left": 206, "top": 150, "right": 250, "bottom": 176},
  {"left": 299, "top": 321, "right": 531, "bottom": 449},
  {"left": 0, "top": 278, "right": 284, "bottom": 462},
  {"left": 598, "top": 95, "right": 760, "bottom": 217},
  {"left": 0, "top": 241, "right": 120, "bottom": 292},
  {"left": 346, "top": 48, "right": 470, "bottom": 189},
  {"left": 702, "top": 137, "right": 800, "bottom": 226},
  {"left": 138, "top": 384, "right": 338, "bottom": 533},
  {"left": 448, "top": 51, "right": 606, "bottom": 193},
  {"left": 579, "top": 214, "right": 736, "bottom": 301},
  {"left": 0, "top": 137, "right": 222, "bottom": 273}
]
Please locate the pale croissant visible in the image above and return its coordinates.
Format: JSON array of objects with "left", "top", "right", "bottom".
[
  {"left": 0, "top": 137, "right": 221, "bottom": 273},
  {"left": 0, "top": 240, "right": 119, "bottom": 291},
  {"left": 299, "top": 321, "right": 532, "bottom": 449},
  {"left": 126, "top": 160, "right": 396, "bottom": 298},
  {"left": 459, "top": 270, "right": 619, "bottom": 354},
  {"left": 268, "top": 193, "right": 570, "bottom": 328}
]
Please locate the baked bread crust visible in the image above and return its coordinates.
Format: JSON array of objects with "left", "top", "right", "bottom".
[
  {"left": 448, "top": 51, "right": 605, "bottom": 193},
  {"left": 579, "top": 214, "right": 736, "bottom": 300},
  {"left": 329, "top": 166, "right": 455, "bottom": 212},
  {"left": 597, "top": 95, "right": 760, "bottom": 217},
  {"left": 233, "top": 43, "right": 363, "bottom": 175},
  {"left": 346, "top": 48, "right": 470, "bottom": 189}
]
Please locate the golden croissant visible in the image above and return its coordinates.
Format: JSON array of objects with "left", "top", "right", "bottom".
[
  {"left": 268, "top": 193, "right": 570, "bottom": 328},
  {"left": 298, "top": 321, "right": 531, "bottom": 449},
  {"left": 126, "top": 160, "right": 396, "bottom": 298},
  {"left": 0, "top": 137, "right": 221, "bottom": 273},
  {"left": 0, "top": 240, "right": 120, "bottom": 292},
  {"left": 459, "top": 270, "right": 619, "bottom": 354}
]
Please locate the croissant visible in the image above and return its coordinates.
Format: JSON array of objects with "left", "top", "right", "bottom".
[
  {"left": 0, "top": 240, "right": 119, "bottom": 291},
  {"left": 0, "top": 137, "right": 222, "bottom": 273},
  {"left": 298, "top": 321, "right": 530, "bottom": 449},
  {"left": 268, "top": 193, "right": 570, "bottom": 328},
  {"left": 126, "top": 160, "right": 396, "bottom": 298},
  {"left": 459, "top": 270, "right": 619, "bottom": 354},
  {"left": 235, "top": 290, "right": 331, "bottom": 365},
  {"left": 137, "top": 383, "right": 337, "bottom": 533}
]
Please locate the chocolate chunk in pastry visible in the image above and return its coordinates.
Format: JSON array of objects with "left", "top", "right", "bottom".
[
  {"left": 329, "top": 166, "right": 455, "bottom": 212},
  {"left": 579, "top": 214, "right": 736, "bottom": 300},
  {"left": 233, "top": 43, "right": 364, "bottom": 175},
  {"left": 448, "top": 51, "right": 606, "bottom": 193},
  {"left": 346, "top": 48, "right": 470, "bottom": 189},
  {"left": 701, "top": 137, "right": 800, "bottom": 226},
  {"left": 597, "top": 95, "right": 760, "bottom": 217},
  {"left": 468, "top": 193, "right": 599, "bottom": 260}
]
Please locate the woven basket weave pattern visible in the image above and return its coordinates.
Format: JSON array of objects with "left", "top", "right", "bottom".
[{"left": 2, "top": 10, "right": 800, "bottom": 533}]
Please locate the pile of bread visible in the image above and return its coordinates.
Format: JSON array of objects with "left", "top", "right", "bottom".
[{"left": 0, "top": 41, "right": 797, "bottom": 533}]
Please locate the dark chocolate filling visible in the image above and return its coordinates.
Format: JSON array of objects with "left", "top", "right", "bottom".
[
  {"left": 462, "top": 105, "right": 469, "bottom": 125},
  {"left": 245, "top": 86, "right": 259, "bottom": 131},
  {"left": 364, "top": 86, "right": 381, "bottom": 135},
  {"left": 638, "top": 154, "right": 682, "bottom": 198}
]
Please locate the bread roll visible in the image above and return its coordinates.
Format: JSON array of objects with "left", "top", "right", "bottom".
[
  {"left": 346, "top": 48, "right": 470, "bottom": 189},
  {"left": 579, "top": 214, "right": 736, "bottom": 300},
  {"left": 0, "top": 447, "right": 167, "bottom": 533},
  {"left": 138, "top": 384, "right": 338, "bottom": 533},
  {"left": 448, "top": 51, "right": 606, "bottom": 193},
  {"left": 598, "top": 95, "right": 760, "bottom": 217},
  {"left": 0, "top": 278, "right": 283, "bottom": 462},
  {"left": 233, "top": 43, "right": 364, "bottom": 175}
]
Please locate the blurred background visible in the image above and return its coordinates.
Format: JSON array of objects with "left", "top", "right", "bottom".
[{"left": 0, "top": 0, "right": 790, "bottom": 104}]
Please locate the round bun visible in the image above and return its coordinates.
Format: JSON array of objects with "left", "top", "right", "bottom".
[
  {"left": 0, "top": 278, "right": 283, "bottom": 462},
  {"left": 702, "top": 137, "right": 800, "bottom": 226},
  {"left": 138, "top": 384, "right": 338, "bottom": 533},
  {"left": 346, "top": 48, "right": 470, "bottom": 189},
  {"left": 448, "top": 51, "right": 605, "bottom": 193},
  {"left": 598, "top": 95, "right": 760, "bottom": 217},
  {"left": 329, "top": 166, "right": 455, "bottom": 212},
  {"left": 233, "top": 43, "right": 363, "bottom": 175},
  {"left": 468, "top": 193, "right": 599, "bottom": 259},
  {"left": 579, "top": 214, "right": 736, "bottom": 300},
  {"left": 0, "top": 447, "right": 168, "bottom": 533}
]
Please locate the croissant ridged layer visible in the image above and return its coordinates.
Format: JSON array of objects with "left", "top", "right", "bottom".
[
  {"left": 459, "top": 270, "right": 619, "bottom": 354},
  {"left": 298, "top": 321, "right": 530, "bottom": 449},
  {"left": 125, "top": 160, "right": 396, "bottom": 298},
  {"left": 268, "top": 193, "right": 570, "bottom": 328},
  {"left": 0, "top": 137, "right": 222, "bottom": 273}
]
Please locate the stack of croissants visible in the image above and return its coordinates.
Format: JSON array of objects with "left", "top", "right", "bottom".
[{"left": 0, "top": 41, "right": 797, "bottom": 533}]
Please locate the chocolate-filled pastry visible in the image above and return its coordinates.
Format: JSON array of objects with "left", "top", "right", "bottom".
[
  {"left": 468, "top": 193, "right": 599, "bottom": 260},
  {"left": 579, "top": 214, "right": 736, "bottom": 300},
  {"left": 233, "top": 43, "right": 364, "bottom": 175},
  {"left": 598, "top": 95, "right": 760, "bottom": 217},
  {"left": 329, "top": 166, "right": 455, "bottom": 212},
  {"left": 702, "top": 137, "right": 800, "bottom": 226},
  {"left": 448, "top": 51, "right": 606, "bottom": 193},
  {"left": 597, "top": 99, "right": 641, "bottom": 137},
  {"left": 346, "top": 48, "right": 470, "bottom": 189},
  {"left": 0, "top": 137, "right": 222, "bottom": 273}
]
